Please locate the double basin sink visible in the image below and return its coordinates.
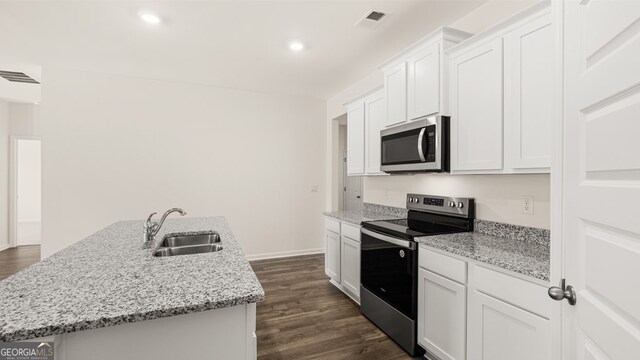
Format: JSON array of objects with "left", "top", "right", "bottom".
[{"left": 153, "top": 232, "right": 223, "bottom": 257}]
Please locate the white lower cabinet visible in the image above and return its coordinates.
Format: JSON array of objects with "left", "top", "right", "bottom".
[
  {"left": 340, "top": 236, "right": 360, "bottom": 299},
  {"left": 324, "top": 217, "right": 361, "bottom": 303},
  {"left": 418, "top": 268, "right": 466, "bottom": 360},
  {"left": 417, "top": 246, "right": 551, "bottom": 360},
  {"left": 324, "top": 229, "right": 341, "bottom": 283},
  {"left": 467, "top": 289, "right": 551, "bottom": 360}
]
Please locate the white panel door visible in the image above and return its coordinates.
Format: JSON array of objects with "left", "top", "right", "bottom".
[
  {"left": 340, "top": 236, "right": 360, "bottom": 299},
  {"left": 504, "top": 13, "right": 554, "bottom": 170},
  {"left": 407, "top": 43, "right": 440, "bottom": 120},
  {"left": 324, "top": 230, "right": 340, "bottom": 282},
  {"left": 450, "top": 38, "right": 504, "bottom": 171},
  {"left": 364, "top": 91, "right": 386, "bottom": 175},
  {"left": 467, "top": 289, "right": 551, "bottom": 360},
  {"left": 417, "top": 268, "right": 466, "bottom": 360},
  {"left": 347, "top": 102, "right": 365, "bottom": 175},
  {"left": 563, "top": 1, "right": 640, "bottom": 359},
  {"left": 384, "top": 62, "right": 407, "bottom": 127}
]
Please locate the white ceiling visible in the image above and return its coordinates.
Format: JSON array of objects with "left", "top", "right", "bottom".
[{"left": 0, "top": 1, "right": 486, "bottom": 99}]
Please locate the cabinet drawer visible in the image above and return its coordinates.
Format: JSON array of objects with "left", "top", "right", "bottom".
[
  {"left": 341, "top": 223, "right": 361, "bottom": 242},
  {"left": 419, "top": 246, "right": 467, "bottom": 284},
  {"left": 470, "top": 264, "right": 551, "bottom": 319},
  {"left": 325, "top": 217, "right": 341, "bottom": 234}
]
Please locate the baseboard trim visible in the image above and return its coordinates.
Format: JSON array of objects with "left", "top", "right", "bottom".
[
  {"left": 0, "top": 244, "right": 11, "bottom": 253},
  {"left": 246, "top": 248, "right": 324, "bottom": 261}
]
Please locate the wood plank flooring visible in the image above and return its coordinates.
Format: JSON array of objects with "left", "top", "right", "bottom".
[
  {"left": 251, "top": 254, "right": 413, "bottom": 360},
  {"left": 0, "top": 245, "right": 41, "bottom": 281}
]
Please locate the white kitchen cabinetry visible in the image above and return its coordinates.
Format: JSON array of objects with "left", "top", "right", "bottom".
[
  {"left": 417, "top": 268, "right": 466, "bottom": 360},
  {"left": 447, "top": 2, "right": 552, "bottom": 174},
  {"left": 449, "top": 38, "right": 504, "bottom": 172},
  {"left": 383, "top": 62, "right": 407, "bottom": 127},
  {"left": 417, "top": 246, "right": 551, "bottom": 360},
  {"left": 503, "top": 13, "right": 553, "bottom": 171},
  {"left": 380, "top": 27, "right": 473, "bottom": 127},
  {"left": 407, "top": 44, "right": 440, "bottom": 120},
  {"left": 346, "top": 102, "right": 365, "bottom": 176},
  {"left": 324, "top": 217, "right": 361, "bottom": 303},
  {"left": 364, "top": 91, "right": 386, "bottom": 175}
]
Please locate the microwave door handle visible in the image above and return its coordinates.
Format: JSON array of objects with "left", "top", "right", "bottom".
[{"left": 417, "top": 128, "right": 426, "bottom": 162}]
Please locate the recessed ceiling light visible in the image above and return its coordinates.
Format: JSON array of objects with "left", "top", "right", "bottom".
[
  {"left": 139, "top": 12, "right": 162, "bottom": 24},
  {"left": 289, "top": 42, "right": 305, "bottom": 51}
]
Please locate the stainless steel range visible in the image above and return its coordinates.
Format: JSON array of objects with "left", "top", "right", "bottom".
[{"left": 360, "top": 194, "right": 475, "bottom": 357}]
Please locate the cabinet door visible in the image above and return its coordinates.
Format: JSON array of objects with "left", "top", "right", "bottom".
[
  {"left": 347, "top": 102, "right": 365, "bottom": 175},
  {"left": 364, "top": 91, "right": 386, "bottom": 175},
  {"left": 340, "top": 236, "right": 360, "bottom": 299},
  {"left": 467, "top": 289, "right": 551, "bottom": 360},
  {"left": 384, "top": 62, "right": 407, "bottom": 127},
  {"left": 504, "top": 14, "right": 553, "bottom": 170},
  {"left": 417, "top": 268, "right": 466, "bottom": 360},
  {"left": 450, "top": 38, "right": 504, "bottom": 171},
  {"left": 324, "top": 230, "right": 341, "bottom": 282},
  {"left": 407, "top": 44, "right": 440, "bottom": 120}
]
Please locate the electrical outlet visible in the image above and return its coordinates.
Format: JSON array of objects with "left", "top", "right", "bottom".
[{"left": 521, "top": 195, "right": 534, "bottom": 215}]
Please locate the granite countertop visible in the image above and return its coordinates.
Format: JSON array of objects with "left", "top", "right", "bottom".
[
  {"left": 417, "top": 221, "right": 550, "bottom": 282},
  {"left": 0, "top": 217, "right": 264, "bottom": 342},
  {"left": 323, "top": 203, "right": 407, "bottom": 225}
]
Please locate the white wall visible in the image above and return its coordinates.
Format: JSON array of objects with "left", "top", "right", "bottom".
[
  {"left": 41, "top": 67, "right": 326, "bottom": 259},
  {"left": 9, "top": 103, "right": 41, "bottom": 137},
  {"left": 0, "top": 99, "right": 9, "bottom": 250},
  {"left": 325, "top": 0, "right": 551, "bottom": 229},
  {"left": 17, "top": 139, "right": 41, "bottom": 221}
]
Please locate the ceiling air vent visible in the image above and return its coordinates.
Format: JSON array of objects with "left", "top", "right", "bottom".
[
  {"left": 355, "top": 10, "right": 389, "bottom": 29},
  {"left": 0, "top": 70, "right": 40, "bottom": 84}
]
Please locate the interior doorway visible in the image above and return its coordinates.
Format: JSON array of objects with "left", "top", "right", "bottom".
[{"left": 10, "top": 137, "right": 41, "bottom": 246}]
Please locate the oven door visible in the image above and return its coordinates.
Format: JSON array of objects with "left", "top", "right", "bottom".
[
  {"left": 360, "top": 228, "right": 418, "bottom": 319},
  {"left": 380, "top": 115, "right": 444, "bottom": 173}
]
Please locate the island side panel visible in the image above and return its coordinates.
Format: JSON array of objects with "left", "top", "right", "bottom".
[{"left": 55, "top": 303, "right": 256, "bottom": 360}]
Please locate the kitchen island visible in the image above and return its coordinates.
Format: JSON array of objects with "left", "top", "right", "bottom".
[{"left": 0, "top": 217, "right": 264, "bottom": 360}]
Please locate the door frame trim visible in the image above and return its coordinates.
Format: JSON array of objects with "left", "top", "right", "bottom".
[{"left": 9, "top": 135, "right": 41, "bottom": 248}]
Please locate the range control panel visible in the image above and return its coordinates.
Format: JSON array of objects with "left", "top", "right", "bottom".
[{"left": 406, "top": 194, "right": 475, "bottom": 218}]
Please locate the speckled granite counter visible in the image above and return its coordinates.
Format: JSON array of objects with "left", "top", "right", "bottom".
[
  {"left": 0, "top": 217, "right": 264, "bottom": 342},
  {"left": 417, "top": 220, "right": 550, "bottom": 282},
  {"left": 323, "top": 203, "right": 406, "bottom": 225}
]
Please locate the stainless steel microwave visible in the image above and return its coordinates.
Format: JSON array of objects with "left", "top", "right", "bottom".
[{"left": 380, "top": 115, "right": 449, "bottom": 173}]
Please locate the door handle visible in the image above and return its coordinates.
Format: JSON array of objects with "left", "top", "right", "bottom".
[{"left": 548, "top": 279, "right": 577, "bottom": 305}]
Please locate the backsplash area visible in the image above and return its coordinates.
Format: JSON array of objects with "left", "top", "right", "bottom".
[{"left": 363, "top": 173, "right": 550, "bottom": 230}]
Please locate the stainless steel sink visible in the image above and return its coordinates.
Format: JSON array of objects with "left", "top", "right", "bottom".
[
  {"left": 159, "top": 232, "right": 220, "bottom": 248},
  {"left": 153, "top": 244, "right": 223, "bottom": 257}
]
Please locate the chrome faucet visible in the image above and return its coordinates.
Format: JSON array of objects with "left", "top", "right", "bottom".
[{"left": 143, "top": 208, "right": 187, "bottom": 248}]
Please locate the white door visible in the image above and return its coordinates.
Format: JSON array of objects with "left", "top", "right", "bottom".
[
  {"left": 14, "top": 138, "right": 42, "bottom": 246},
  {"left": 450, "top": 38, "right": 503, "bottom": 171},
  {"left": 467, "top": 289, "right": 551, "bottom": 360},
  {"left": 407, "top": 44, "right": 440, "bottom": 120},
  {"left": 325, "top": 230, "right": 341, "bottom": 282},
  {"left": 562, "top": 1, "right": 640, "bottom": 359},
  {"left": 384, "top": 62, "right": 407, "bottom": 127},
  {"left": 340, "top": 236, "right": 360, "bottom": 299},
  {"left": 417, "top": 268, "right": 466, "bottom": 360},
  {"left": 503, "top": 13, "right": 553, "bottom": 170},
  {"left": 347, "top": 102, "right": 365, "bottom": 175},
  {"left": 364, "top": 91, "right": 385, "bottom": 175}
]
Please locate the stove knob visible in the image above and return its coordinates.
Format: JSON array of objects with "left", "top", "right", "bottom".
[
  {"left": 414, "top": 197, "right": 419, "bottom": 203},
  {"left": 457, "top": 202, "right": 464, "bottom": 208},
  {"left": 449, "top": 201, "right": 456, "bottom": 207}
]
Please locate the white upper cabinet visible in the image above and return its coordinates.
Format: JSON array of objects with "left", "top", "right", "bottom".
[
  {"left": 346, "top": 102, "right": 365, "bottom": 175},
  {"left": 407, "top": 43, "right": 440, "bottom": 120},
  {"left": 450, "top": 38, "right": 504, "bottom": 171},
  {"left": 364, "top": 91, "right": 386, "bottom": 175},
  {"left": 447, "top": 2, "right": 552, "bottom": 174},
  {"left": 503, "top": 14, "right": 553, "bottom": 171},
  {"left": 383, "top": 62, "right": 407, "bottom": 127}
]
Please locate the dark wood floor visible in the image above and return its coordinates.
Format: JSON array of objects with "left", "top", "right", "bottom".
[
  {"left": 0, "top": 245, "right": 41, "bottom": 281},
  {"left": 251, "top": 254, "right": 413, "bottom": 360}
]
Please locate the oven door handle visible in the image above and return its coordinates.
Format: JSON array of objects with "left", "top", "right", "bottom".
[
  {"left": 417, "top": 128, "right": 426, "bottom": 162},
  {"left": 361, "top": 228, "right": 416, "bottom": 250}
]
